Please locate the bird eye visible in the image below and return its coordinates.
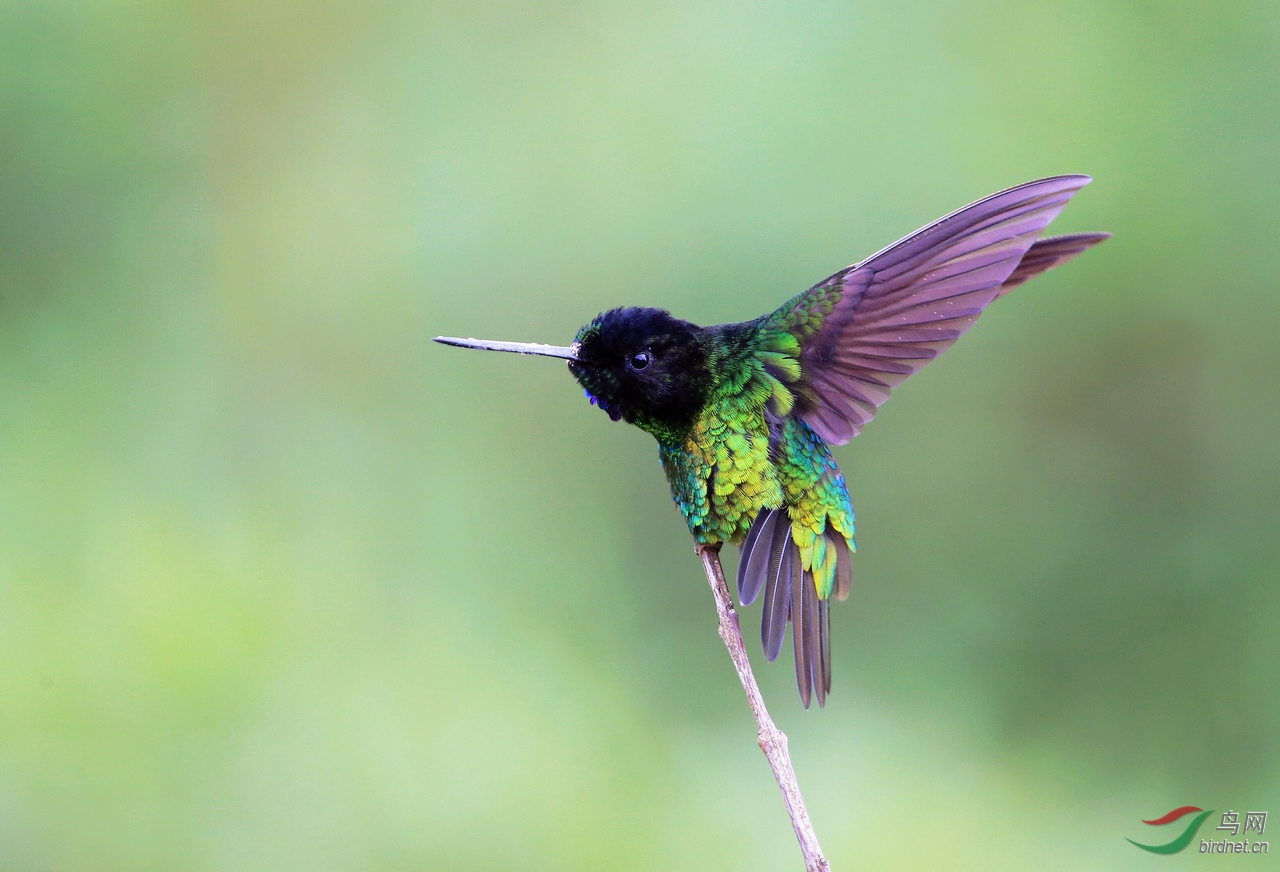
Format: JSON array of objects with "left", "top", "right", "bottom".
[{"left": 627, "top": 351, "right": 651, "bottom": 371}]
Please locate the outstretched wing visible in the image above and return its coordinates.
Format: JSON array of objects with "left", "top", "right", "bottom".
[
  {"left": 765, "top": 175, "right": 1100, "bottom": 445},
  {"left": 996, "top": 231, "right": 1110, "bottom": 297}
]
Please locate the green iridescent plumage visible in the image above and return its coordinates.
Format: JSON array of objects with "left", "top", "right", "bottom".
[
  {"left": 646, "top": 318, "right": 855, "bottom": 594},
  {"left": 436, "top": 175, "right": 1109, "bottom": 708}
]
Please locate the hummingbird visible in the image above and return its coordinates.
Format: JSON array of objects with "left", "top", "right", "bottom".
[{"left": 436, "top": 175, "right": 1108, "bottom": 708}]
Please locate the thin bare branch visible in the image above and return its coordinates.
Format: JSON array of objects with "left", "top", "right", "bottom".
[{"left": 696, "top": 544, "right": 830, "bottom": 872}]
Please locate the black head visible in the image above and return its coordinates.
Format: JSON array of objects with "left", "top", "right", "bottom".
[{"left": 569, "top": 307, "right": 711, "bottom": 438}]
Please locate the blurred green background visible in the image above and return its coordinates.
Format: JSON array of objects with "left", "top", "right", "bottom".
[{"left": 2, "top": 1, "right": 1278, "bottom": 869}]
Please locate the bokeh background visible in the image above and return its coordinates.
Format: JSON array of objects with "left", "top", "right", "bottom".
[{"left": 2, "top": 1, "right": 1278, "bottom": 869}]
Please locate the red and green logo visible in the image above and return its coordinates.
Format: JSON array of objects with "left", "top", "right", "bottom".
[{"left": 1127, "top": 806, "right": 1214, "bottom": 854}]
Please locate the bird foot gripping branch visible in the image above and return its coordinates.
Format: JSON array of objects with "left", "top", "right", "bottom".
[{"left": 437, "top": 175, "right": 1108, "bottom": 868}]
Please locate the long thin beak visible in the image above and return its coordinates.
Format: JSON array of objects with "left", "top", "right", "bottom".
[{"left": 434, "top": 336, "right": 578, "bottom": 361}]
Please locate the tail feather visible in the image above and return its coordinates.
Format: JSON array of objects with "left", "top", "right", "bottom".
[
  {"left": 830, "top": 527, "right": 853, "bottom": 601},
  {"left": 791, "top": 559, "right": 813, "bottom": 709},
  {"left": 760, "top": 522, "right": 793, "bottom": 662},
  {"left": 819, "top": 598, "right": 831, "bottom": 699},
  {"left": 741, "top": 509, "right": 853, "bottom": 707},
  {"left": 792, "top": 567, "right": 832, "bottom": 709},
  {"left": 737, "top": 508, "right": 781, "bottom": 606}
]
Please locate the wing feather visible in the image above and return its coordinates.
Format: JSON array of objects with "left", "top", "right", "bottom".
[
  {"left": 996, "top": 231, "right": 1111, "bottom": 296},
  {"left": 765, "top": 176, "right": 1101, "bottom": 444}
]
